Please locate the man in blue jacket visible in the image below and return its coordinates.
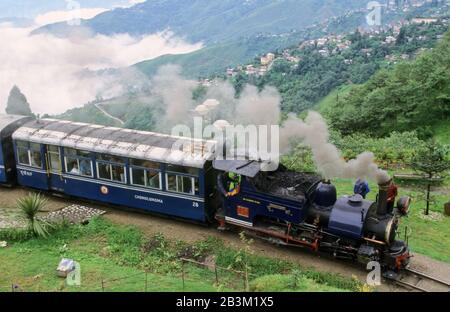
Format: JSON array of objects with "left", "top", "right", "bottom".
[{"left": 354, "top": 178, "right": 370, "bottom": 199}]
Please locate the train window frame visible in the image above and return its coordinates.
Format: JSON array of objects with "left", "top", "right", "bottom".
[
  {"left": 29, "top": 143, "right": 42, "bottom": 168},
  {"left": 129, "top": 159, "right": 162, "bottom": 190},
  {"left": 16, "top": 141, "right": 42, "bottom": 169},
  {"left": 165, "top": 166, "right": 200, "bottom": 196},
  {"left": 64, "top": 147, "right": 94, "bottom": 178},
  {"left": 95, "top": 154, "right": 127, "bottom": 184},
  {"left": 47, "top": 145, "right": 62, "bottom": 172},
  {"left": 16, "top": 141, "right": 31, "bottom": 167}
]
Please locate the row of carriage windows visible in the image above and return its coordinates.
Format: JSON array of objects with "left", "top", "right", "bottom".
[{"left": 16, "top": 141, "right": 199, "bottom": 195}]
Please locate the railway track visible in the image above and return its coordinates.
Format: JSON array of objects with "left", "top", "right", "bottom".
[{"left": 390, "top": 267, "right": 450, "bottom": 292}]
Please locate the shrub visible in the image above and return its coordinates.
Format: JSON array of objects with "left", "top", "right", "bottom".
[
  {"left": 0, "top": 228, "right": 32, "bottom": 242},
  {"left": 17, "top": 193, "right": 54, "bottom": 238}
]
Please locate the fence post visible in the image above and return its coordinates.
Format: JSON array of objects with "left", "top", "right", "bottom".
[
  {"left": 215, "top": 265, "right": 219, "bottom": 285},
  {"left": 145, "top": 272, "right": 148, "bottom": 292},
  {"left": 181, "top": 260, "right": 185, "bottom": 292},
  {"left": 11, "top": 284, "right": 14, "bottom": 293},
  {"left": 101, "top": 279, "right": 104, "bottom": 292}
]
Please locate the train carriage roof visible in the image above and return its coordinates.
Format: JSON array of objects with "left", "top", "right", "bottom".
[
  {"left": 12, "top": 118, "right": 217, "bottom": 168},
  {"left": 0, "top": 114, "right": 32, "bottom": 135}
]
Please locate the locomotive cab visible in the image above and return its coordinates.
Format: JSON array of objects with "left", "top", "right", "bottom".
[{"left": 213, "top": 159, "right": 317, "bottom": 232}]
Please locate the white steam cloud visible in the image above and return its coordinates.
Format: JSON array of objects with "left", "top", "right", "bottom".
[
  {"left": 151, "top": 66, "right": 389, "bottom": 183},
  {"left": 280, "top": 112, "right": 390, "bottom": 183},
  {"left": 0, "top": 24, "right": 202, "bottom": 114},
  {"left": 151, "top": 65, "right": 197, "bottom": 125},
  {"left": 236, "top": 85, "right": 280, "bottom": 126}
]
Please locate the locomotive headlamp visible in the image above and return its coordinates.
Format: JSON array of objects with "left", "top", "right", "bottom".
[{"left": 396, "top": 196, "right": 411, "bottom": 216}]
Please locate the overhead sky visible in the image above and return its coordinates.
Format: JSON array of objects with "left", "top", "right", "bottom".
[{"left": 0, "top": 0, "right": 145, "bottom": 20}]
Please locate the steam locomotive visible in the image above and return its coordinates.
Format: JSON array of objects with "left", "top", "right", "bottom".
[
  {"left": 0, "top": 114, "right": 411, "bottom": 271},
  {"left": 215, "top": 161, "right": 411, "bottom": 270}
]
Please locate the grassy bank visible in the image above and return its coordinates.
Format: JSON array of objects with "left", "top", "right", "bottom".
[{"left": 0, "top": 218, "right": 362, "bottom": 292}]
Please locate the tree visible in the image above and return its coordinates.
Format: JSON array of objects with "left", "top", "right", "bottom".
[
  {"left": 396, "top": 27, "right": 407, "bottom": 46},
  {"left": 231, "top": 232, "right": 254, "bottom": 292},
  {"left": 411, "top": 141, "right": 449, "bottom": 215},
  {"left": 5, "top": 85, "right": 33, "bottom": 116}
]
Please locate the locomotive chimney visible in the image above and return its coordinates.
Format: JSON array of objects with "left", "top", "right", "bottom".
[{"left": 377, "top": 181, "right": 390, "bottom": 215}]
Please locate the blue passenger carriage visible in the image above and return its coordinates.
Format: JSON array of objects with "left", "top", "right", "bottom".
[{"left": 11, "top": 118, "right": 218, "bottom": 222}]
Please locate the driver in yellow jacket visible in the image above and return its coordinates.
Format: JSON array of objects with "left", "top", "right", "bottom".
[{"left": 226, "top": 172, "right": 241, "bottom": 197}]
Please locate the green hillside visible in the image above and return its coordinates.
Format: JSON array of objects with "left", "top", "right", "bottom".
[
  {"left": 314, "top": 85, "right": 353, "bottom": 115},
  {"left": 136, "top": 33, "right": 307, "bottom": 78},
  {"left": 135, "top": 2, "right": 449, "bottom": 79},
  {"left": 54, "top": 103, "right": 122, "bottom": 127},
  {"left": 240, "top": 20, "right": 449, "bottom": 113},
  {"left": 327, "top": 30, "right": 450, "bottom": 138}
]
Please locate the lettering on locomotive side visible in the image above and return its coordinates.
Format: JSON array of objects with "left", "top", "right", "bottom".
[
  {"left": 243, "top": 197, "right": 261, "bottom": 204},
  {"left": 134, "top": 194, "right": 164, "bottom": 204}
]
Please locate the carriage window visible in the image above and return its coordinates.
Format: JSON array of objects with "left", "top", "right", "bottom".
[
  {"left": 96, "top": 154, "right": 126, "bottom": 183},
  {"left": 17, "top": 141, "right": 30, "bottom": 166},
  {"left": 64, "top": 148, "right": 93, "bottom": 177},
  {"left": 131, "top": 168, "right": 146, "bottom": 186},
  {"left": 165, "top": 165, "right": 199, "bottom": 195},
  {"left": 111, "top": 164, "right": 125, "bottom": 182},
  {"left": 182, "top": 176, "right": 193, "bottom": 194},
  {"left": 97, "top": 163, "right": 111, "bottom": 180},
  {"left": 167, "top": 174, "right": 177, "bottom": 192},
  {"left": 30, "top": 143, "right": 42, "bottom": 168},
  {"left": 129, "top": 159, "right": 161, "bottom": 189},
  {"left": 47, "top": 145, "right": 61, "bottom": 172},
  {"left": 165, "top": 173, "right": 199, "bottom": 195},
  {"left": 16, "top": 141, "right": 42, "bottom": 168}
]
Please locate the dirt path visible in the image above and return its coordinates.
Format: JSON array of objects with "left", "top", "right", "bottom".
[
  {"left": 2, "top": 187, "right": 449, "bottom": 292},
  {"left": 95, "top": 103, "right": 125, "bottom": 125}
]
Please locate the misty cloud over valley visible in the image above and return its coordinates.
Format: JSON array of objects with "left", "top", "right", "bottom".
[{"left": 0, "top": 23, "right": 202, "bottom": 114}]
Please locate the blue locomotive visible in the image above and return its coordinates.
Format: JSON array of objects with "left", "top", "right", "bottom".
[
  {"left": 214, "top": 160, "right": 411, "bottom": 270},
  {"left": 0, "top": 114, "right": 411, "bottom": 271}
]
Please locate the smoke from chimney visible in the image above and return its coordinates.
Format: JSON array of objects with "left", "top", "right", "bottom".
[
  {"left": 152, "top": 65, "right": 390, "bottom": 184},
  {"left": 280, "top": 112, "right": 390, "bottom": 184}
]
